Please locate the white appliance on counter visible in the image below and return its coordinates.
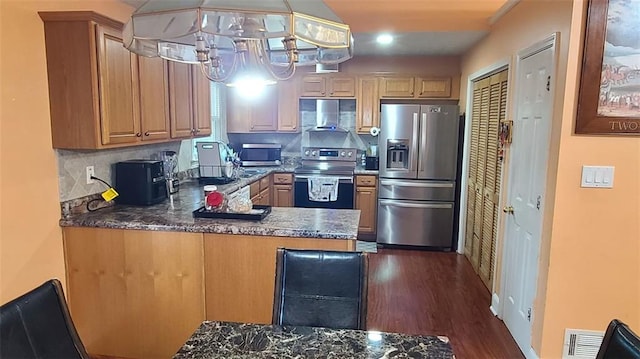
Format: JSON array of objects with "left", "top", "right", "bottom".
[{"left": 377, "top": 104, "right": 461, "bottom": 250}]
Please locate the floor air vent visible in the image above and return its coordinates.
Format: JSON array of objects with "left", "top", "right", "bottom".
[{"left": 562, "top": 329, "right": 605, "bottom": 359}]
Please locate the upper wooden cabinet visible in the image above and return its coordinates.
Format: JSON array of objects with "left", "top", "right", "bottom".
[
  {"left": 356, "top": 77, "right": 380, "bottom": 134},
  {"left": 40, "top": 12, "right": 210, "bottom": 149},
  {"left": 40, "top": 12, "right": 140, "bottom": 149},
  {"left": 300, "top": 74, "right": 355, "bottom": 97},
  {"left": 379, "top": 76, "right": 452, "bottom": 99},
  {"left": 277, "top": 79, "right": 300, "bottom": 132},
  {"left": 227, "top": 84, "right": 285, "bottom": 133},
  {"left": 168, "top": 62, "right": 212, "bottom": 139},
  {"left": 138, "top": 56, "right": 171, "bottom": 141}
]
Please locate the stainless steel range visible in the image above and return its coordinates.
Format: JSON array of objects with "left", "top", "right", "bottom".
[{"left": 294, "top": 147, "right": 357, "bottom": 209}]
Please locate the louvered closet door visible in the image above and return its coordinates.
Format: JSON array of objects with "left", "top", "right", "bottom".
[{"left": 464, "top": 69, "right": 508, "bottom": 290}]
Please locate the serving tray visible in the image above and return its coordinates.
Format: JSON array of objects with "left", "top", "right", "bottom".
[{"left": 192, "top": 205, "right": 271, "bottom": 221}]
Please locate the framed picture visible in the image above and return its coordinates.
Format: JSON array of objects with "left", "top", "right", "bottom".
[{"left": 575, "top": 0, "right": 640, "bottom": 134}]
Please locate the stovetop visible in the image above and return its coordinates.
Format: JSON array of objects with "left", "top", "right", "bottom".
[{"left": 295, "top": 147, "right": 357, "bottom": 176}]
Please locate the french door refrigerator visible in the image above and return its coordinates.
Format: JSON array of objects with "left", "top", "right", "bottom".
[{"left": 377, "top": 104, "right": 460, "bottom": 249}]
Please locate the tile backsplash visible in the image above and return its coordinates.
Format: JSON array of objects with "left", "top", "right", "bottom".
[{"left": 57, "top": 141, "right": 186, "bottom": 201}]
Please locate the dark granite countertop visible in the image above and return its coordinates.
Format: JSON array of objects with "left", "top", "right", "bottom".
[
  {"left": 60, "top": 169, "right": 359, "bottom": 240},
  {"left": 173, "top": 321, "right": 454, "bottom": 359}
]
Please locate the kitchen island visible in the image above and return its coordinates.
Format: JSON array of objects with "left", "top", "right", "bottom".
[{"left": 59, "top": 178, "right": 360, "bottom": 359}]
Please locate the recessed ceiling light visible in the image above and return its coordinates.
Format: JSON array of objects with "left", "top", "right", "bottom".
[{"left": 376, "top": 34, "right": 393, "bottom": 45}]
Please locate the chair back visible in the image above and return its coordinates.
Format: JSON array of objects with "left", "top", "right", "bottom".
[
  {"left": 596, "top": 319, "right": 640, "bottom": 359},
  {"left": 272, "top": 249, "right": 368, "bottom": 330},
  {"left": 0, "top": 279, "right": 89, "bottom": 359}
]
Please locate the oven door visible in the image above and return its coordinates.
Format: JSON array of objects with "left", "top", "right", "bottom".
[{"left": 294, "top": 175, "right": 354, "bottom": 209}]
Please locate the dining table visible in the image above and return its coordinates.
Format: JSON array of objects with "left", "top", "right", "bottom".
[{"left": 173, "top": 321, "right": 455, "bottom": 358}]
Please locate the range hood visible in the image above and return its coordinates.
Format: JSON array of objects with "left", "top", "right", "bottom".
[{"left": 310, "top": 99, "right": 349, "bottom": 132}]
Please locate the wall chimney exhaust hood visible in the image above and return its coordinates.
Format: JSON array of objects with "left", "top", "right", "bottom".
[{"left": 310, "top": 99, "right": 348, "bottom": 132}]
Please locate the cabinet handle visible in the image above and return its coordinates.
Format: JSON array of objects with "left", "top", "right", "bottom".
[
  {"left": 144, "top": 131, "right": 150, "bottom": 136},
  {"left": 136, "top": 132, "right": 142, "bottom": 137},
  {"left": 195, "top": 129, "right": 200, "bottom": 133}
]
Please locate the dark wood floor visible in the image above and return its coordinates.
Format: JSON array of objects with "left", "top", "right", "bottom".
[{"left": 367, "top": 248, "right": 524, "bottom": 359}]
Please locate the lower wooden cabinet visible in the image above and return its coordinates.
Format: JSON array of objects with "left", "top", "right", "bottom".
[
  {"left": 250, "top": 175, "right": 272, "bottom": 205},
  {"left": 272, "top": 173, "right": 293, "bottom": 207},
  {"left": 355, "top": 175, "right": 378, "bottom": 236},
  {"left": 62, "top": 227, "right": 205, "bottom": 359},
  {"left": 203, "top": 234, "right": 354, "bottom": 324}
]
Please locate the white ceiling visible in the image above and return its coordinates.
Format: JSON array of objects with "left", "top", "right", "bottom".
[{"left": 121, "top": 0, "right": 515, "bottom": 56}]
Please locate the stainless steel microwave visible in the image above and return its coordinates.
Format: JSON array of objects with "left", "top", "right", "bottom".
[{"left": 239, "top": 143, "right": 282, "bottom": 167}]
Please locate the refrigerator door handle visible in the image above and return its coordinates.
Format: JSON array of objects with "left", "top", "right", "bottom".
[
  {"left": 379, "top": 200, "right": 453, "bottom": 209},
  {"left": 410, "top": 112, "right": 419, "bottom": 173},
  {"left": 379, "top": 179, "right": 454, "bottom": 188},
  {"left": 419, "top": 112, "right": 427, "bottom": 174}
]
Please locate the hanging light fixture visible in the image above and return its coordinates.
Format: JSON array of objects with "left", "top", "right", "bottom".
[{"left": 123, "top": 0, "right": 353, "bottom": 87}]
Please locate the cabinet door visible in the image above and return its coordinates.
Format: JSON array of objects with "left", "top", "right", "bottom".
[
  {"left": 277, "top": 79, "right": 300, "bottom": 132},
  {"left": 328, "top": 76, "right": 355, "bottom": 97},
  {"left": 169, "top": 62, "right": 195, "bottom": 138},
  {"left": 356, "top": 77, "right": 379, "bottom": 133},
  {"left": 63, "top": 227, "right": 205, "bottom": 359},
  {"left": 96, "top": 25, "right": 140, "bottom": 145},
  {"left": 226, "top": 89, "right": 251, "bottom": 133},
  {"left": 138, "top": 56, "right": 170, "bottom": 141},
  {"left": 356, "top": 176, "right": 377, "bottom": 234},
  {"left": 192, "top": 66, "right": 212, "bottom": 137},
  {"left": 273, "top": 185, "right": 293, "bottom": 207},
  {"left": 415, "top": 77, "right": 451, "bottom": 98},
  {"left": 300, "top": 75, "right": 326, "bottom": 97},
  {"left": 379, "top": 76, "right": 415, "bottom": 98},
  {"left": 249, "top": 86, "right": 278, "bottom": 131}
]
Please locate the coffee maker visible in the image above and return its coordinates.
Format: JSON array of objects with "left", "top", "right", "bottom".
[
  {"left": 160, "top": 150, "right": 179, "bottom": 194},
  {"left": 365, "top": 144, "right": 379, "bottom": 170}
]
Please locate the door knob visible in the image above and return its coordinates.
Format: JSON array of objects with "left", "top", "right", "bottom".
[{"left": 503, "top": 206, "right": 514, "bottom": 214}]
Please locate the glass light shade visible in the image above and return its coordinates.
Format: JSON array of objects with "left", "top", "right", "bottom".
[{"left": 123, "top": 0, "right": 353, "bottom": 85}]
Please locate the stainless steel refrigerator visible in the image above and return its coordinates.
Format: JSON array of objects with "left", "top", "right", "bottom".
[{"left": 377, "top": 104, "right": 460, "bottom": 248}]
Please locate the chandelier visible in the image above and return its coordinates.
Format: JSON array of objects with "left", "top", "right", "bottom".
[{"left": 123, "top": 0, "right": 353, "bottom": 87}]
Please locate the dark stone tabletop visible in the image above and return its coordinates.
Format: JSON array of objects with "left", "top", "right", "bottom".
[
  {"left": 60, "top": 171, "right": 359, "bottom": 240},
  {"left": 173, "top": 321, "right": 454, "bottom": 359}
]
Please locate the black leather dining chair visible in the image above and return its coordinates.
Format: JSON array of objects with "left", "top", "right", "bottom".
[
  {"left": 0, "top": 279, "right": 90, "bottom": 359},
  {"left": 596, "top": 319, "right": 640, "bottom": 359},
  {"left": 272, "top": 248, "right": 368, "bottom": 330}
]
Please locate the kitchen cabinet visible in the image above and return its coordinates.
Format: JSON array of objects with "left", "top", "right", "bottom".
[
  {"left": 250, "top": 175, "right": 271, "bottom": 205},
  {"left": 40, "top": 12, "right": 140, "bottom": 149},
  {"left": 40, "top": 12, "right": 210, "bottom": 149},
  {"left": 204, "top": 233, "right": 354, "bottom": 324},
  {"left": 355, "top": 175, "right": 378, "bottom": 236},
  {"left": 272, "top": 173, "right": 293, "bottom": 207},
  {"left": 379, "top": 76, "right": 452, "bottom": 99},
  {"left": 277, "top": 79, "right": 300, "bottom": 132},
  {"left": 356, "top": 77, "right": 380, "bottom": 134},
  {"left": 227, "top": 85, "right": 278, "bottom": 132},
  {"left": 137, "top": 56, "right": 171, "bottom": 141},
  {"left": 300, "top": 74, "right": 356, "bottom": 97},
  {"left": 62, "top": 227, "right": 205, "bottom": 359},
  {"left": 169, "top": 62, "right": 212, "bottom": 139}
]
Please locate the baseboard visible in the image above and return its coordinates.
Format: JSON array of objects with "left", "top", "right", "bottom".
[
  {"left": 490, "top": 292, "right": 500, "bottom": 317},
  {"left": 525, "top": 347, "right": 539, "bottom": 359}
]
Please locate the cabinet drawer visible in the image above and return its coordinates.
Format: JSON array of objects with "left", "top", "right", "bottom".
[
  {"left": 273, "top": 173, "right": 293, "bottom": 185},
  {"left": 356, "top": 175, "right": 377, "bottom": 187}
]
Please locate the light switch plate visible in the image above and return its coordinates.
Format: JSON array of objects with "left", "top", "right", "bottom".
[{"left": 581, "top": 166, "right": 614, "bottom": 188}]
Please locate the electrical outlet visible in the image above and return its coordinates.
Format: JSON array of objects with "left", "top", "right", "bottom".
[{"left": 86, "top": 166, "right": 95, "bottom": 184}]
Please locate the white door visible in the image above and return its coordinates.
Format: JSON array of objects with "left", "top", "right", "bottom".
[{"left": 501, "top": 34, "right": 557, "bottom": 357}]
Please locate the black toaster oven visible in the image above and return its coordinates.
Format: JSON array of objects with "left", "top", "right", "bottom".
[{"left": 115, "top": 160, "right": 167, "bottom": 205}]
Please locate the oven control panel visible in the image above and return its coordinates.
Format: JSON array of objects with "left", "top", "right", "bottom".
[{"left": 302, "top": 147, "right": 357, "bottom": 162}]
